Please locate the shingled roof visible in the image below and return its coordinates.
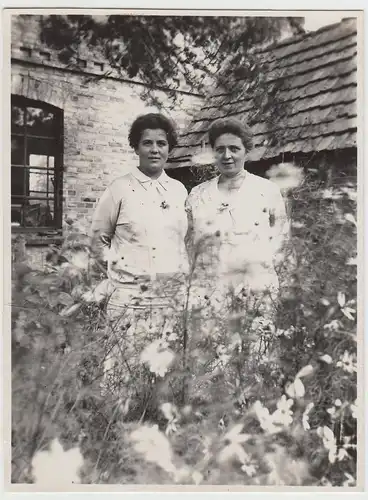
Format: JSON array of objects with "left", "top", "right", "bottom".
[{"left": 168, "top": 18, "right": 357, "bottom": 169}]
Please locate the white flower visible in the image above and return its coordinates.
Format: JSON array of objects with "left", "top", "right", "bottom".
[
  {"left": 327, "top": 407, "right": 337, "bottom": 418},
  {"left": 336, "top": 351, "right": 357, "bottom": 374},
  {"left": 337, "top": 291, "right": 346, "bottom": 307},
  {"left": 295, "top": 364, "right": 314, "bottom": 379},
  {"left": 317, "top": 426, "right": 337, "bottom": 464},
  {"left": 31, "top": 438, "right": 83, "bottom": 487},
  {"left": 343, "top": 472, "right": 356, "bottom": 487},
  {"left": 266, "top": 163, "right": 304, "bottom": 191},
  {"left": 160, "top": 402, "right": 179, "bottom": 436},
  {"left": 140, "top": 339, "right": 175, "bottom": 377},
  {"left": 271, "top": 395, "right": 294, "bottom": 427},
  {"left": 130, "top": 424, "right": 177, "bottom": 477},
  {"left": 319, "top": 354, "right": 333, "bottom": 364},
  {"left": 323, "top": 320, "right": 342, "bottom": 332},
  {"left": 241, "top": 463, "right": 257, "bottom": 477},
  {"left": 286, "top": 378, "right": 305, "bottom": 398},
  {"left": 346, "top": 256, "right": 358, "bottom": 266},
  {"left": 341, "top": 306, "right": 356, "bottom": 321},
  {"left": 350, "top": 400, "right": 358, "bottom": 419},
  {"left": 337, "top": 448, "right": 349, "bottom": 462},
  {"left": 344, "top": 213, "right": 357, "bottom": 227},
  {"left": 192, "top": 471, "right": 203, "bottom": 485},
  {"left": 302, "top": 402, "right": 314, "bottom": 431},
  {"left": 253, "top": 401, "right": 280, "bottom": 434}
]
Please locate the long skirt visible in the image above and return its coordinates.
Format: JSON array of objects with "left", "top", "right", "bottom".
[{"left": 100, "top": 273, "right": 186, "bottom": 398}]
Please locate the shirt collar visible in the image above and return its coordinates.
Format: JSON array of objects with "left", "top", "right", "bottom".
[{"left": 132, "top": 168, "right": 170, "bottom": 190}]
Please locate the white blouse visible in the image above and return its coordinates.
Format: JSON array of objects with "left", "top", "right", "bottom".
[
  {"left": 91, "top": 168, "right": 189, "bottom": 283},
  {"left": 185, "top": 172, "right": 290, "bottom": 291}
]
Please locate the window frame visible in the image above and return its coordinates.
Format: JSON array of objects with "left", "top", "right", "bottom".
[{"left": 11, "top": 95, "right": 64, "bottom": 234}]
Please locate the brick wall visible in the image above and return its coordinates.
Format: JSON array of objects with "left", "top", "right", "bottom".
[{"left": 10, "top": 14, "right": 204, "bottom": 268}]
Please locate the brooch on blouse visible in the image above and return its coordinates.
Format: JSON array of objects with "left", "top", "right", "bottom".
[
  {"left": 218, "top": 202, "right": 230, "bottom": 213},
  {"left": 160, "top": 201, "right": 169, "bottom": 210}
]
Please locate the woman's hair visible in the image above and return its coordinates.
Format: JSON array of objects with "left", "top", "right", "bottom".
[
  {"left": 128, "top": 113, "right": 178, "bottom": 152},
  {"left": 208, "top": 117, "right": 253, "bottom": 152}
]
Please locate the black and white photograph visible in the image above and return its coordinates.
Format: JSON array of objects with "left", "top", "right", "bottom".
[{"left": 3, "top": 6, "right": 364, "bottom": 492}]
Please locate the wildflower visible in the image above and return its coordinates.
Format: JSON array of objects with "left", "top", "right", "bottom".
[
  {"left": 323, "top": 320, "right": 342, "bottom": 332},
  {"left": 253, "top": 401, "right": 280, "bottom": 434},
  {"left": 130, "top": 424, "right": 177, "bottom": 477},
  {"left": 272, "top": 395, "right": 294, "bottom": 427},
  {"left": 266, "top": 162, "right": 304, "bottom": 191},
  {"left": 336, "top": 351, "right": 357, "bottom": 374},
  {"left": 337, "top": 448, "right": 349, "bottom": 462},
  {"left": 350, "top": 400, "right": 357, "bottom": 419},
  {"left": 286, "top": 378, "right": 305, "bottom": 398},
  {"left": 341, "top": 306, "right": 356, "bottom": 321},
  {"left": 317, "top": 426, "right": 337, "bottom": 464},
  {"left": 160, "top": 402, "right": 180, "bottom": 436},
  {"left": 319, "top": 354, "right": 333, "bottom": 364},
  {"left": 241, "top": 463, "right": 257, "bottom": 477},
  {"left": 140, "top": 339, "right": 175, "bottom": 377},
  {"left": 291, "top": 221, "right": 304, "bottom": 229},
  {"left": 342, "top": 472, "right": 356, "bottom": 487},
  {"left": 275, "top": 327, "right": 294, "bottom": 339},
  {"left": 31, "top": 438, "right": 83, "bottom": 487},
  {"left": 295, "top": 364, "right": 314, "bottom": 379},
  {"left": 192, "top": 471, "right": 203, "bottom": 485},
  {"left": 344, "top": 213, "right": 357, "bottom": 227},
  {"left": 337, "top": 291, "right": 346, "bottom": 307},
  {"left": 302, "top": 402, "right": 314, "bottom": 431},
  {"left": 346, "top": 256, "right": 358, "bottom": 266}
]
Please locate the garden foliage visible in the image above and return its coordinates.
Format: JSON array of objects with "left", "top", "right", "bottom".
[{"left": 11, "top": 166, "right": 357, "bottom": 486}]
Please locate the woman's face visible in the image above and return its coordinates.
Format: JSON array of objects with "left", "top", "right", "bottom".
[
  {"left": 213, "top": 133, "right": 247, "bottom": 177},
  {"left": 135, "top": 128, "right": 169, "bottom": 175}
]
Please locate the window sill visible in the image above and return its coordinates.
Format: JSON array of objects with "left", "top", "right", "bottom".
[{"left": 11, "top": 228, "right": 63, "bottom": 247}]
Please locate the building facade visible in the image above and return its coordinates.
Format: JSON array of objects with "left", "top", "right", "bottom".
[{"left": 10, "top": 15, "right": 203, "bottom": 266}]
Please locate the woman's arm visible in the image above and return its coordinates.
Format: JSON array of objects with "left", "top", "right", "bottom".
[{"left": 90, "top": 186, "right": 120, "bottom": 260}]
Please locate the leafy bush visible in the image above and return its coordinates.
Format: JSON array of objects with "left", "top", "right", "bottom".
[{"left": 11, "top": 175, "right": 357, "bottom": 487}]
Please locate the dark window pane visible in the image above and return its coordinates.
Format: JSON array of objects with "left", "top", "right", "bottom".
[
  {"left": 26, "top": 136, "right": 57, "bottom": 157},
  {"left": 11, "top": 205, "right": 22, "bottom": 226},
  {"left": 11, "top": 106, "right": 24, "bottom": 133},
  {"left": 23, "top": 199, "right": 55, "bottom": 227},
  {"left": 26, "top": 107, "right": 55, "bottom": 137},
  {"left": 11, "top": 165, "right": 27, "bottom": 199},
  {"left": 11, "top": 136, "right": 25, "bottom": 166},
  {"left": 11, "top": 97, "right": 63, "bottom": 230}
]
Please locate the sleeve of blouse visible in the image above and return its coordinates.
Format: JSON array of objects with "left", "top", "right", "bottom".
[{"left": 90, "top": 185, "right": 120, "bottom": 258}]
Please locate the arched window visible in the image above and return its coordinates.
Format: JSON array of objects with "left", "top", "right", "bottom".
[{"left": 11, "top": 95, "right": 63, "bottom": 231}]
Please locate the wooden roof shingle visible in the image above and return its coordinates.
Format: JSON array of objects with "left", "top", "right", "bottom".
[{"left": 169, "top": 18, "right": 357, "bottom": 168}]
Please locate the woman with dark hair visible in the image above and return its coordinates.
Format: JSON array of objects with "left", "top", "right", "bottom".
[
  {"left": 91, "top": 113, "right": 188, "bottom": 392},
  {"left": 185, "top": 117, "right": 291, "bottom": 345}
]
